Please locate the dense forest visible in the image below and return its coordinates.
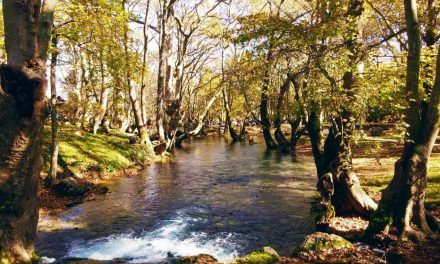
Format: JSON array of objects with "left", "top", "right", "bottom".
[{"left": 0, "top": 0, "right": 439, "bottom": 263}]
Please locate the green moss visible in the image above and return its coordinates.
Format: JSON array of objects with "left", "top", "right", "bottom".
[
  {"left": 235, "top": 252, "right": 278, "bottom": 264},
  {"left": 312, "top": 199, "right": 335, "bottom": 227},
  {"left": 30, "top": 251, "right": 40, "bottom": 264},
  {"left": 292, "top": 233, "right": 352, "bottom": 256},
  {"left": 302, "top": 239, "right": 350, "bottom": 252},
  {"left": 363, "top": 209, "right": 393, "bottom": 238},
  {"left": 43, "top": 125, "right": 154, "bottom": 175}
]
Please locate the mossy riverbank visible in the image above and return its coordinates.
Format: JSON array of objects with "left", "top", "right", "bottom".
[{"left": 39, "top": 124, "right": 157, "bottom": 214}]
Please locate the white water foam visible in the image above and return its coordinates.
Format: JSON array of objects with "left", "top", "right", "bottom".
[{"left": 66, "top": 207, "right": 242, "bottom": 263}]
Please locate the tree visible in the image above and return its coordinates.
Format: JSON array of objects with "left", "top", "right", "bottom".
[
  {"left": 0, "top": 0, "right": 55, "bottom": 261},
  {"left": 365, "top": 0, "right": 440, "bottom": 239},
  {"left": 47, "top": 34, "right": 59, "bottom": 186},
  {"left": 121, "top": 0, "right": 155, "bottom": 154}
]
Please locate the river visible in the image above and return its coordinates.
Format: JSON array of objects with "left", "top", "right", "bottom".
[{"left": 36, "top": 137, "right": 316, "bottom": 263}]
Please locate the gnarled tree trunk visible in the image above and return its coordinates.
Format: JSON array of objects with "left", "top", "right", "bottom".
[
  {"left": 0, "top": 0, "right": 54, "bottom": 261},
  {"left": 307, "top": 0, "right": 376, "bottom": 229},
  {"left": 366, "top": 0, "right": 440, "bottom": 239}
]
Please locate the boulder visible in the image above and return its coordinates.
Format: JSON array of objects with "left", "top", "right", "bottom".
[
  {"left": 172, "top": 254, "right": 218, "bottom": 264},
  {"left": 233, "top": 247, "right": 279, "bottom": 264},
  {"left": 293, "top": 232, "right": 352, "bottom": 255},
  {"left": 54, "top": 177, "right": 88, "bottom": 197}
]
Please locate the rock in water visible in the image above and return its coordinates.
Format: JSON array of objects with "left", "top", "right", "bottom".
[
  {"left": 173, "top": 254, "right": 219, "bottom": 264},
  {"left": 232, "top": 247, "right": 279, "bottom": 264},
  {"left": 293, "top": 232, "right": 352, "bottom": 255}
]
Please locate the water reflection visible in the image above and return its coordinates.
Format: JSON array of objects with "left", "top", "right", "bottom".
[{"left": 37, "top": 137, "right": 316, "bottom": 262}]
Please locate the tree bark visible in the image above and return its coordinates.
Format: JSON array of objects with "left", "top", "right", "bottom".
[
  {"left": 0, "top": 0, "right": 53, "bottom": 261},
  {"left": 260, "top": 48, "right": 278, "bottom": 149},
  {"left": 366, "top": 1, "right": 440, "bottom": 239},
  {"left": 92, "top": 55, "right": 109, "bottom": 134},
  {"left": 156, "top": 0, "right": 175, "bottom": 143},
  {"left": 288, "top": 117, "right": 304, "bottom": 155},
  {"left": 274, "top": 77, "right": 291, "bottom": 149},
  {"left": 222, "top": 86, "right": 242, "bottom": 142},
  {"left": 47, "top": 35, "right": 59, "bottom": 186},
  {"left": 307, "top": 0, "right": 377, "bottom": 227},
  {"left": 140, "top": 0, "right": 151, "bottom": 126}
]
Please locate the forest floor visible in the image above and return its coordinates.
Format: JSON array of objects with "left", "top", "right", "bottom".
[{"left": 291, "top": 129, "right": 440, "bottom": 264}]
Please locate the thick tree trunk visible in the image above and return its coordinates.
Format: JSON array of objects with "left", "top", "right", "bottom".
[
  {"left": 156, "top": 0, "right": 174, "bottom": 143},
  {"left": 0, "top": 0, "right": 53, "bottom": 261},
  {"left": 307, "top": 110, "right": 325, "bottom": 176},
  {"left": 47, "top": 35, "right": 59, "bottom": 186},
  {"left": 310, "top": 123, "right": 377, "bottom": 229},
  {"left": 366, "top": 17, "right": 440, "bottom": 239},
  {"left": 0, "top": 64, "right": 46, "bottom": 263}
]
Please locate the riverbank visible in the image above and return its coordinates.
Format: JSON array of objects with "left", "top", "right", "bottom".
[{"left": 39, "top": 124, "right": 156, "bottom": 217}]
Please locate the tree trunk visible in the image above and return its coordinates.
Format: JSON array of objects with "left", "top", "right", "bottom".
[
  {"left": 308, "top": 1, "right": 377, "bottom": 228},
  {"left": 288, "top": 117, "right": 304, "bottom": 155},
  {"left": 260, "top": 49, "right": 277, "bottom": 149},
  {"left": 92, "top": 88, "right": 109, "bottom": 134},
  {"left": 92, "top": 55, "right": 109, "bottom": 134},
  {"left": 223, "top": 87, "right": 241, "bottom": 142},
  {"left": 366, "top": 2, "right": 440, "bottom": 239},
  {"left": 0, "top": 0, "right": 53, "bottom": 261},
  {"left": 140, "top": 0, "right": 151, "bottom": 126},
  {"left": 122, "top": 0, "right": 154, "bottom": 156},
  {"left": 307, "top": 110, "right": 325, "bottom": 176},
  {"left": 156, "top": 0, "right": 174, "bottom": 143},
  {"left": 274, "top": 77, "right": 291, "bottom": 149},
  {"left": 47, "top": 35, "right": 59, "bottom": 186},
  {"left": 175, "top": 85, "right": 223, "bottom": 144}
]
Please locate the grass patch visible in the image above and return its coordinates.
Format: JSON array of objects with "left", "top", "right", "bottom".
[
  {"left": 43, "top": 124, "right": 153, "bottom": 176},
  {"left": 353, "top": 139, "right": 440, "bottom": 209}
]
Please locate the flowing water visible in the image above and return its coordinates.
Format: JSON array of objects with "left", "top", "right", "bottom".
[{"left": 36, "top": 137, "right": 316, "bottom": 263}]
